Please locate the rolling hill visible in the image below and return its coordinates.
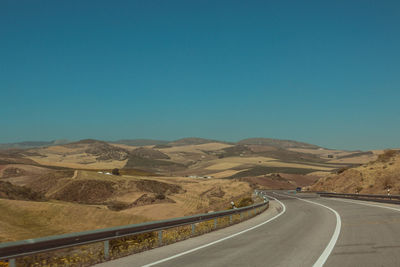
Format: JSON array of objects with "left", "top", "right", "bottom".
[
  {"left": 237, "top": 138, "right": 320, "bottom": 149},
  {"left": 111, "top": 139, "right": 169, "bottom": 146},
  {"left": 0, "top": 136, "right": 390, "bottom": 242},
  {"left": 1, "top": 137, "right": 377, "bottom": 177},
  {"left": 310, "top": 150, "right": 400, "bottom": 194},
  {"left": 0, "top": 140, "right": 70, "bottom": 150}
]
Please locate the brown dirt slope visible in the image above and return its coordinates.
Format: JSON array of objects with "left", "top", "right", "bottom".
[
  {"left": 50, "top": 179, "right": 116, "bottom": 204},
  {"left": 0, "top": 150, "right": 39, "bottom": 165},
  {"left": 47, "top": 172, "right": 185, "bottom": 205},
  {"left": 133, "top": 179, "right": 184, "bottom": 195},
  {"left": 310, "top": 150, "right": 400, "bottom": 194},
  {"left": 0, "top": 164, "right": 75, "bottom": 194},
  {"left": 2, "top": 167, "right": 26, "bottom": 178},
  {"left": 0, "top": 181, "right": 45, "bottom": 201}
]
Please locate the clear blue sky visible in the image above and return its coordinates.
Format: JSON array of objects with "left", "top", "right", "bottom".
[{"left": 1, "top": 0, "right": 399, "bottom": 150}]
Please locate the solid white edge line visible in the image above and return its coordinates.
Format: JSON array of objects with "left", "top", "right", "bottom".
[
  {"left": 140, "top": 197, "right": 286, "bottom": 267},
  {"left": 326, "top": 197, "right": 400, "bottom": 212},
  {"left": 273, "top": 192, "right": 341, "bottom": 267}
]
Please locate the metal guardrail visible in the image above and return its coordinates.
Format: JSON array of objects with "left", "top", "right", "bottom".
[
  {"left": 0, "top": 198, "right": 269, "bottom": 266},
  {"left": 319, "top": 192, "right": 400, "bottom": 204}
]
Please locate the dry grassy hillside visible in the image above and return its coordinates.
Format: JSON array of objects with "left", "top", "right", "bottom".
[
  {"left": 0, "top": 167, "right": 253, "bottom": 242},
  {"left": 288, "top": 148, "right": 377, "bottom": 164},
  {"left": 0, "top": 199, "right": 148, "bottom": 242},
  {"left": 27, "top": 140, "right": 129, "bottom": 169},
  {"left": 1, "top": 137, "right": 382, "bottom": 243},
  {"left": 310, "top": 150, "right": 400, "bottom": 194},
  {"left": 3, "top": 138, "right": 364, "bottom": 180}
]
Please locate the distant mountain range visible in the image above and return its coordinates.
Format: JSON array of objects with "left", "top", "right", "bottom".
[
  {"left": 0, "top": 140, "right": 70, "bottom": 150},
  {"left": 237, "top": 138, "right": 320, "bottom": 149},
  {"left": 166, "top": 137, "right": 230, "bottom": 146},
  {"left": 111, "top": 139, "right": 169, "bottom": 146},
  {"left": 0, "top": 137, "right": 319, "bottom": 150}
]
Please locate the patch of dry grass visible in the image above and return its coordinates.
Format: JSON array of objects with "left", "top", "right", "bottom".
[
  {"left": 209, "top": 170, "right": 244, "bottom": 178},
  {"left": 0, "top": 199, "right": 147, "bottom": 242}
]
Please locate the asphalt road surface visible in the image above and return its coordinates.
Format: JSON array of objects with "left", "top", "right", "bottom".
[{"left": 96, "top": 192, "right": 400, "bottom": 267}]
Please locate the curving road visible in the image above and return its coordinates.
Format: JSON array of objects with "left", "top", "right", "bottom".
[{"left": 96, "top": 192, "right": 400, "bottom": 267}]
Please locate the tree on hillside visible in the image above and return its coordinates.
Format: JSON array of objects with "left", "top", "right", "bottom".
[{"left": 112, "top": 168, "right": 120, "bottom": 175}]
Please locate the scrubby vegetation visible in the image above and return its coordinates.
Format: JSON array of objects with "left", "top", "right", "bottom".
[
  {"left": 51, "top": 179, "right": 116, "bottom": 204},
  {"left": 133, "top": 179, "right": 184, "bottom": 195},
  {"left": 112, "top": 168, "right": 120, "bottom": 175},
  {"left": 0, "top": 181, "right": 45, "bottom": 201},
  {"left": 376, "top": 150, "right": 399, "bottom": 163},
  {"left": 236, "top": 197, "right": 254, "bottom": 208},
  {"left": 1, "top": 167, "right": 26, "bottom": 178},
  {"left": 311, "top": 150, "right": 400, "bottom": 194},
  {"left": 130, "top": 147, "right": 170, "bottom": 159},
  {"left": 85, "top": 142, "right": 129, "bottom": 161}
]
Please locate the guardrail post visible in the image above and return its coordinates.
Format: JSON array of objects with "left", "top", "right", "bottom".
[
  {"left": 158, "top": 230, "right": 163, "bottom": 246},
  {"left": 9, "top": 259, "right": 16, "bottom": 267},
  {"left": 214, "top": 218, "right": 217, "bottom": 229},
  {"left": 240, "top": 212, "right": 243, "bottom": 220},
  {"left": 248, "top": 210, "right": 250, "bottom": 217},
  {"left": 103, "top": 241, "right": 109, "bottom": 260},
  {"left": 229, "top": 215, "right": 232, "bottom": 224},
  {"left": 191, "top": 224, "right": 195, "bottom": 235}
]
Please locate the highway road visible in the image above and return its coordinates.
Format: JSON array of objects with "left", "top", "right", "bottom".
[{"left": 96, "top": 192, "right": 400, "bottom": 267}]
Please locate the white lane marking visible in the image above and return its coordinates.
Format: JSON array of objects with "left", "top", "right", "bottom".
[
  {"left": 273, "top": 192, "right": 341, "bottom": 267},
  {"left": 325, "top": 197, "right": 400, "bottom": 212},
  {"left": 141, "top": 197, "right": 286, "bottom": 267}
]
